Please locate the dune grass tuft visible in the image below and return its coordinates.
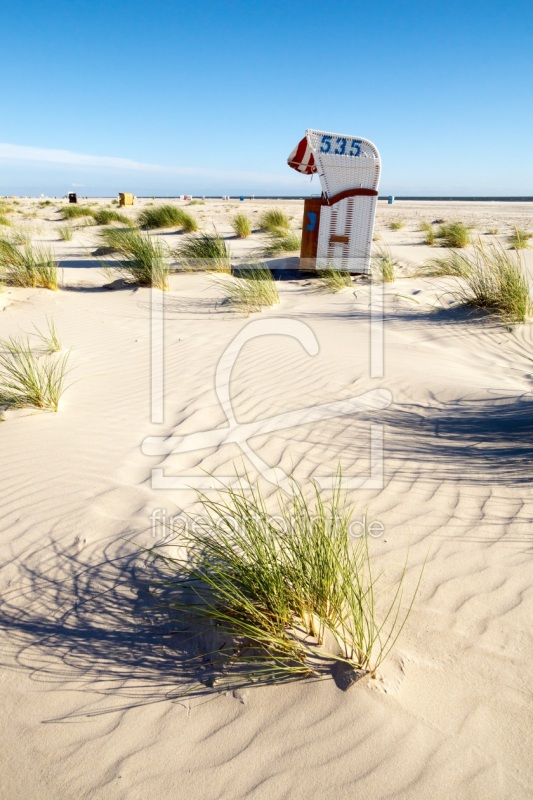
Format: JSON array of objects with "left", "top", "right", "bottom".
[
  {"left": 30, "top": 317, "right": 61, "bottom": 352},
  {"left": 0, "top": 241, "right": 58, "bottom": 290},
  {"left": 486, "top": 228, "right": 499, "bottom": 235},
  {"left": 137, "top": 205, "right": 198, "bottom": 231},
  {"left": 100, "top": 228, "right": 169, "bottom": 289},
  {"left": 0, "top": 328, "right": 69, "bottom": 411},
  {"left": 149, "top": 475, "right": 420, "bottom": 687},
  {"left": 372, "top": 244, "right": 397, "bottom": 283},
  {"left": 216, "top": 265, "right": 279, "bottom": 312},
  {"left": 0, "top": 215, "right": 12, "bottom": 227},
  {"left": 420, "top": 241, "right": 532, "bottom": 324},
  {"left": 58, "top": 226, "right": 74, "bottom": 241},
  {"left": 436, "top": 221, "right": 470, "bottom": 248},
  {"left": 317, "top": 267, "right": 353, "bottom": 292},
  {"left": 420, "top": 221, "right": 436, "bottom": 245},
  {"left": 232, "top": 213, "right": 252, "bottom": 238},
  {"left": 508, "top": 227, "right": 531, "bottom": 250},
  {"left": 60, "top": 205, "right": 95, "bottom": 220},
  {"left": 174, "top": 230, "right": 231, "bottom": 272},
  {"left": 262, "top": 229, "right": 301, "bottom": 256},
  {"left": 93, "top": 209, "right": 134, "bottom": 226},
  {"left": 9, "top": 229, "right": 31, "bottom": 247},
  {"left": 389, "top": 220, "right": 404, "bottom": 231},
  {"left": 259, "top": 209, "right": 291, "bottom": 233}
]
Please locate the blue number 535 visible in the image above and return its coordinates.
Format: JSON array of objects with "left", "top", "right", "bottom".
[{"left": 320, "top": 135, "right": 333, "bottom": 153}]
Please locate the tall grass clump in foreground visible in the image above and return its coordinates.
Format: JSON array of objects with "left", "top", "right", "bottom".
[
  {"left": 372, "top": 244, "right": 397, "bottom": 283},
  {"left": 100, "top": 228, "right": 169, "bottom": 289},
  {"left": 0, "top": 328, "right": 69, "bottom": 411},
  {"left": 259, "top": 208, "right": 291, "bottom": 233},
  {"left": 436, "top": 221, "right": 470, "bottom": 248},
  {"left": 0, "top": 241, "right": 58, "bottom": 290},
  {"left": 508, "top": 227, "right": 531, "bottom": 250},
  {"left": 216, "top": 265, "right": 279, "bottom": 312},
  {"left": 149, "top": 476, "right": 420, "bottom": 687},
  {"left": 420, "top": 241, "right": 532, "bottom": 324},
  {"left": 389, "top": 220, "right": 404, "bottom": 231},
  {"left": 137, "top": 205, "right": 198, "bottom": 231},
  {"left": 232, "top": 213, "right": 252, "bottom": 238},
  {"left": 174, "top": 230, "right": 231, "bottom": 272},
  {"left": 317, "top": 266, "right": 353, "bottom": 292}
]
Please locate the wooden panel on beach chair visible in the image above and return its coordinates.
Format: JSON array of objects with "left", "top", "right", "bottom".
[{"left": 300, "top": 196, "right": 326, "bottom": 268}]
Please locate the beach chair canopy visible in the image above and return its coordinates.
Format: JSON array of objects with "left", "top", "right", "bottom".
[
  {"left": 287, "top": 136, "right": 317, "bottom": 175},
  {"left": 288, "top": 129, "right": 381, "bottom": 273}
]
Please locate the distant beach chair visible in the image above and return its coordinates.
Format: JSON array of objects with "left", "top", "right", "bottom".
[
  {"left": 287, "top": 129, "right": 381, "bottom": 273},
  {"left": 119, "top": 192, "right": 134, "bottom": 206}
]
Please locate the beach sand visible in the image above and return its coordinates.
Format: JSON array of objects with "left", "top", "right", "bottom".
[{"left": 0, "top": 198, "right": 532, "bottom": 799}]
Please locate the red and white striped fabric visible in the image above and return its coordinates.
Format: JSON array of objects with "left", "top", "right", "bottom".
[{"left": 287, "top": 136, "right": 316, "bottom": 174}]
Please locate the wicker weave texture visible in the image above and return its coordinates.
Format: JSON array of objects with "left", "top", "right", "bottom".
[
  {"left": 306, "top": 129, "right": 381, "bottom": 197},
  {"left": 316, "top": 195, "right": 377, "bottom": 273}
]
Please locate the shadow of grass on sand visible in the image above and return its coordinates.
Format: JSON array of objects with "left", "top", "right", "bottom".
[{"left": 0, "top": 537, "right": 331, "bottom": 717}]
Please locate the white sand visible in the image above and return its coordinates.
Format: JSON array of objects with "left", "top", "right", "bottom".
[{"left": 0, "top": 198, "right": 532, "bottom": 799}]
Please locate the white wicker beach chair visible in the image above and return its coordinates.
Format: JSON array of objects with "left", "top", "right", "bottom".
[{"left": 288, "top": 129, "right": 381, "bottom": 273}]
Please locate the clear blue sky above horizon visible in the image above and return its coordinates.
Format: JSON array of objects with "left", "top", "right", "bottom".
[{"left": 1, "top": 0, "right": 532, "bottom": 196}]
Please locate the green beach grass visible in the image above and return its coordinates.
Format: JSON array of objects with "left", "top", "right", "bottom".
[
  {"left": 420, "top": 241, "right": 532, "bottom": 324},
  {"left": 216, "top": 265, "right": 279, "bottom": 312},
  {"left": 100, "top": 228, "right": 169, "bottom": 289},
  {"left": 137, "top": 205, "right": 198, "bottom": 231},
  {"left": 0, "top": 327, "right": 69, "bottom": 411},
  {"left": 149, "top": 475, "right": 420, "bottom": 687},
  {"left": 174, "top": 230, "right": 231, "bottom": 272}
]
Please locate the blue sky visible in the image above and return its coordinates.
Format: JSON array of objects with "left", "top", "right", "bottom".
[{"left": 1, "top": 0, "right": 532, "bottom": 196}]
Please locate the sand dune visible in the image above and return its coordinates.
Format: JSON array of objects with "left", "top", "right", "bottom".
[{"left": 0, "top": 199, "right": 532, "bottom": 799}]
